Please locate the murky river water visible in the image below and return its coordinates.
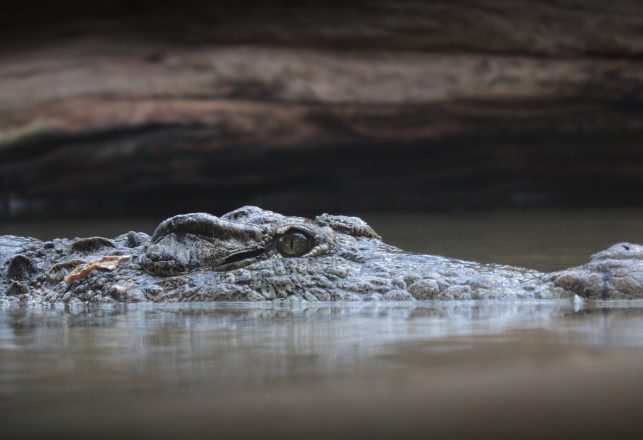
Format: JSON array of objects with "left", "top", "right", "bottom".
[{"left": 2, "top": 210, "right": 643, "bottom": 439}]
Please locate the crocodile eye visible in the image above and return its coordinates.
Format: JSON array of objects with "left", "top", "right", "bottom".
[{"left": 276, "top": 231, "right": 313, "bottom": 257}]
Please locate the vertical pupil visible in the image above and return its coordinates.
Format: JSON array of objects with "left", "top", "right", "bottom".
[{"left": 277, "top": 232, "right": 311, "bottom": 256}]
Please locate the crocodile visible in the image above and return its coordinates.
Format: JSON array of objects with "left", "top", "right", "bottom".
[{"left": 1, "top": 206, "right": 642, "bottom": 305}]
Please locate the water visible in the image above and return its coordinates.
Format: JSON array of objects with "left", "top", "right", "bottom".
[{"left": 2, "top": 209, "right": 643, "bottom": 439}]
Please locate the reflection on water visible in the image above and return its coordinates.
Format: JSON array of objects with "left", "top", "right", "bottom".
[
  {"left": 2, "top": 301, "right": 643, "bottom": 397},
  {"left": 2, "top": 301, "right": 643, "bottom": 438}
]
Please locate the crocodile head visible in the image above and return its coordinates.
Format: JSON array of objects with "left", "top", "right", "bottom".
[
  {"left": 7, "top": 205, "right": 433, "bottom": 303},
  {"left": 136, "top": 206, "right": 411, "bottom": 301},
  {"left": 2, "top": 206, "right": 641, "bottom": 304},
  {"left": 102, "top": 206, "right": 554, "bottom": 302}
]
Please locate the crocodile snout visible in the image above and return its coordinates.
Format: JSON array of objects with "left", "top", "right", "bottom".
[{"left": 548, "top": 242, "right": 643, "bottom": 299}]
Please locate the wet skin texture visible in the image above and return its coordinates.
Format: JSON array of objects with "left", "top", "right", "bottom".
[{"left": 1, "top": 206, "right": 642, "bottom": 305}]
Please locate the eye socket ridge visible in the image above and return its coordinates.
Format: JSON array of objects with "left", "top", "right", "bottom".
[{"left": 275, "top": 228, "right": 314, "bottom": 257}]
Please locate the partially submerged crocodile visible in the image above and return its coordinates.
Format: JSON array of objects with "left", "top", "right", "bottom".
[{"left": 1, "top": 206, "right": 642, "bottom": 305}]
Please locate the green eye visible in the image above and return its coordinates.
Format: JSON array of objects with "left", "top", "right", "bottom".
[{"left": 276, "top": 232, "right": 313, "bottom": 257}]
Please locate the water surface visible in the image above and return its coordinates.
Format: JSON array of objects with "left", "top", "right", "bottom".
[{"left": 2, "top": 210, "right": 643, "bottom": 439}]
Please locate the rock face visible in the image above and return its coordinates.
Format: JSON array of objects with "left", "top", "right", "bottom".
[{"left": 1, "top": 0, "right": 642, "bottom": 217}]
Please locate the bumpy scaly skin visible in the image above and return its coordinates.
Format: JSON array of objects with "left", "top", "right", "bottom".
[{"left": 1, "top": 206, "right": 642, "bottom": 306}]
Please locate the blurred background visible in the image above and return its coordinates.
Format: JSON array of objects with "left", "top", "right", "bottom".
[{"left": 1, "top": 0, "right": 642, "bottom": 220}]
